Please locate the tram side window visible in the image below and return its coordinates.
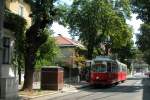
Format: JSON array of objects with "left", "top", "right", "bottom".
[
  {"left": 118, "top": 65, "right": 122, "bottom": 72},
  {"left": 112, "top": 63, "right": 118, "bottom": 72},
  {"left": 101, "top": 64, "right": 107, "bottom": 72},
  {"left": 122, "top": 65, "right": 127, "bottom": 72},
  {"left": 107, "top": 62, "right": 111, "bottom": 72}
]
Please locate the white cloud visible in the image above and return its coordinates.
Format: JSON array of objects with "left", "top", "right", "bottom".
[
  {"left": 126, "top": 14, "right": 143, "bottom": 44},
  {"left": 51, "top": 22, "right": 71, "bottom": 38},
  {"left": 60, "top": 0, "right": 73, "bottom": 5},
  {"left": 127, "top": 14, "right": 143, "bottom": 33}
]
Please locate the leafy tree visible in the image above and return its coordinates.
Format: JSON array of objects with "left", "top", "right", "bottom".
[
  {"left": 36, "top": 29, "right": 60, "bottom": 69},
  {"left": 136, "top": 23, "right": 150, "bottom": 64},
  {"left": 66, "top": 0, "right": 132, "bottom": 59},
  {"left": 111, "top": 0, "right": 131, "bottom": 18},
  {"left": 112, "top": 40, "right": 136, "bottom": 62},
  {"left": 132, "top": 0, "right": 150, "bottom": 64},
  {"left": 132, "top": 0, "right": 150, "bottom": 22},
  {"left": 73, "top": 53, "right": 86, "bottom": 68},
  {"left": 22, "top": 0, "right": 60, "bottom": 91}
]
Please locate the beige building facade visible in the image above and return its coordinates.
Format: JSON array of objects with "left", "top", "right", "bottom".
[
  {"left": 2, "top": 0, "right": 31, "bottom": 77},
  {"left": 0, "top": 0, "right": 31, "bottom": 99},
  {"left": 6, "top": 0, "right": 31, "bottom": 26}
]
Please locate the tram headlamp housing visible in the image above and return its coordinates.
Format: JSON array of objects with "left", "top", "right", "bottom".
[{"left": 96, "top": 76, "right": 99, "bottom": 79}]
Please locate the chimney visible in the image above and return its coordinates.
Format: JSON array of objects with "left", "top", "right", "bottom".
[{"left": 58, "top": 34, "right": 62, "bottom": 36}]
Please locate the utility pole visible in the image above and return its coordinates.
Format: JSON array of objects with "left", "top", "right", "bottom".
[
  {"left": 0, "top": 1, "right": 18, "bottom": 99},
  {"left": 0, "top": 0, "right": 4, "bottom": 98}
]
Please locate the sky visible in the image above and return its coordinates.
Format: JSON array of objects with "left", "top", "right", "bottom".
[
  {"left": 126, "top": 14, "right": 143, "bottom": 43},
  {"left": 52, "top": 0, "right": 143, "bottom": 43},
  {"left": 51, "top": 22, "right": 71, "bottom": 38},
  {"left": 51, "top": 0, "right": 72, "bottom": 38},
  {"left": 58, "top": 0, "right": 73, "bottom": 5}
]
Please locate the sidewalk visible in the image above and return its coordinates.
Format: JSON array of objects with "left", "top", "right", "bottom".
[
  {"left": 64, "top": 81, "right": 89, "bottom": 89},
  {"left": 19, "top": 81, "right": 89, "bottom": 100},
  {"left": 19, "top": 75, "right": 133, "bottom": 99},
  {"left": 127, "top": 74, "right": 133, "bottom": 78}
]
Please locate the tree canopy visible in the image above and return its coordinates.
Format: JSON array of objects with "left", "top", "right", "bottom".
[
  {"left": 136, "top": 23, "right": 150, "bottom": 64},
  {"left": 132, "top": 0, "right": 150, "bottom": 64},
  {"left": 65, "top": 0, "right": 132, "bottom": 59},
  {"left": 132, "top": 0, "right": 150, "bottom": 22},
  {"left": 36, "top": 29, "right": 59, "bottom": 69},
  {"left": 21, "top": 0, "right": 62, "bottom": 91}
]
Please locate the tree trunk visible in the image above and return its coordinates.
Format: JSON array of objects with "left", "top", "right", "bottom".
[
  {"left": 18, "top": 66, "right": 21, "bottom": 85},
  {"left": 105, "top": 44, "right": 109, "bottom": 56},
  {"left": 104, "top": 44, "right": 111, "bottom": 56},
  {"left": 87, "top": 43, "right": 94, "bottom": 60},
  {"left": 21, "top": 20, "right": 48, "bottom": 91},
  {"left": 17, "top": 59, "right": 22, "bottom": 85},
  {"left": 22, "top": 69, "right": 34, "bottom": 91},
  {"left": 87, "top": 31, "right": 96, "bottom": 60},
  {"left": 22, "top": 47, "right": 36, "bottom": 91}
]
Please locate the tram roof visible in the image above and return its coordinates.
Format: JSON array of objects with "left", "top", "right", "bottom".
[
  {"left": 116, "top": 60, "right": 127, "bottom": 66},
  {"left": 94, "top": 56, "right": 114, "bottom": 62}
]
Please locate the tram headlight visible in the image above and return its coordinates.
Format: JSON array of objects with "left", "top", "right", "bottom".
[{"left": 96, "top": 76, "right": 99, "bottom": 79}]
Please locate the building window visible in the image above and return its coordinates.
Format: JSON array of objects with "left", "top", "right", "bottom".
[
  {"left": 3, "top": 37, "right": 10, "bottom": 64},
  {"left": 18, "top": 5, "right": 23, "bottom": 16}
]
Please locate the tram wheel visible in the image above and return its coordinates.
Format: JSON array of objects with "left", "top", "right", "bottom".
[
  {"left": 121, "top": 80, "right": 125, "bottom": 83},
  {"left": 115, "top": 82, "right": 119, "bottom": 85}
]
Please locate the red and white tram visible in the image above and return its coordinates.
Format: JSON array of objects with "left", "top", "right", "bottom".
[{"left": 87, "top": 56, "right": 127, "bottom": 85}]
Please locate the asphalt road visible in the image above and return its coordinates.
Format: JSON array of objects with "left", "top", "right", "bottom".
[{"left": 34, "top": 76, "right": 150, "bottom": 100}]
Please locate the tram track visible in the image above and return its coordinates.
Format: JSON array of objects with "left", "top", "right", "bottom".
[
  {"left": 76, "top": 79, "right": 142, "bottom": 100},
  {"left": 92, "top": 79, "right": 142, "bottom": 100},
  {"left": 48, "top": 78, "right": 142, "bottom": 100}
]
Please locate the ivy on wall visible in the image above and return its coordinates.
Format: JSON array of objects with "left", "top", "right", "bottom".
[
  {"left": 4, "top": 9, "right": 27, "bottom": 34},
  {"left": 4, "top": 9, "right": 27, "bottom": 69}
]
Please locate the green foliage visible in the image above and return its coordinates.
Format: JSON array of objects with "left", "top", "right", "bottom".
[
  {"left": 35, "top": 29, "right": 60, "bottom": 69},
  {"left": 54, "top": 3, "right": 70, "bottom": 26},
  {"left": 35, "top": 59, "right": 52, "bottom": 70},
  {"left": 112, "top": 40, "right": 136, "bottom": 62},
  {"left": 74, "top": 54, "right": 86, "bottom": 68},
  {"left": 28, "top": 0, "right": 58, "bottom": 25},
  {"left": 4, "top": 9, "right": 27, "bottom": 69},
  {"left": 132, "top": 0, "right": 150, "bottom": 64},
  {"left": 21, "top": 0, "right": 66, "bottom": 90},
  {"left": 136, "top": 23, "right": 150, "bottom": 51},
  {"left": 24, "top": 0, "right": 60, "bottom": 51},
  {"left": 4, "top": 9, "right": 27, "bottom": 33},
  {"left": 143, "top": 49, "right": 150, "bottom": 65},
  {"left": 136, "top": 23, "right": 150, "bottom": 64},
  {"left": 132, "top": 0, "right": 150, "bottom": 22},
  {"left": 112, "top": 0, "right": 131, "bottom": 19},
  {"left": 65, "top": 0, "right": 132, "bottom": 59}
]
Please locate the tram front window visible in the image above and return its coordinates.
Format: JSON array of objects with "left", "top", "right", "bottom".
[{"left": 92, "top": 62, "right": 107, "bottom": 72}]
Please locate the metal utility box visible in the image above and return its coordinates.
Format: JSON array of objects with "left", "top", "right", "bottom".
[{"left": 41, "top": 67, "right": 64, "bottom": 90}]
